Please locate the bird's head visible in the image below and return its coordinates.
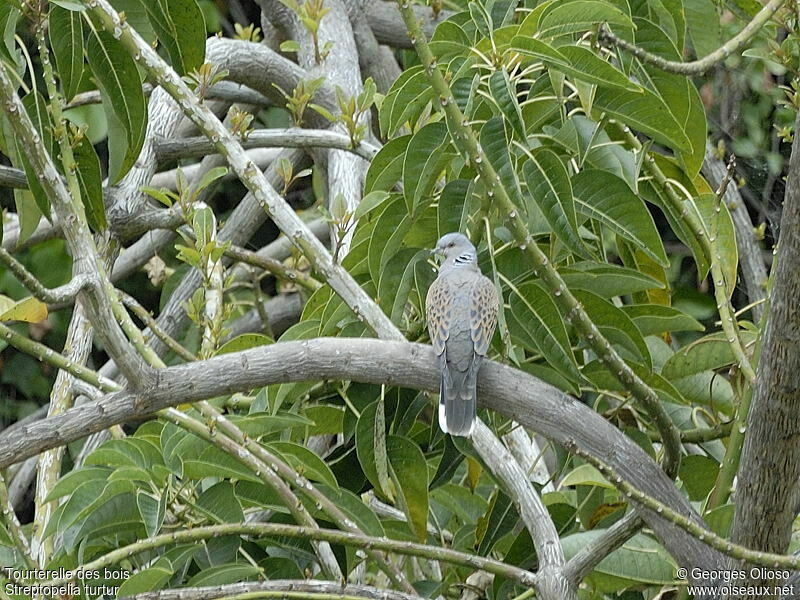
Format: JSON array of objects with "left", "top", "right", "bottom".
[
  {"left": 432, "top": 232, "right": 475, "bottom": 257},
  {"left": 431, "top": 233, "right": 478, "bottom": 268}
]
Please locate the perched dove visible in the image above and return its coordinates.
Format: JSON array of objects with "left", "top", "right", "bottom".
[{"left": 426, "top": 233, "right": 499, "bottom": 436}]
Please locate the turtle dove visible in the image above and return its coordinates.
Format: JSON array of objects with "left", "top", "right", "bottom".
[{"left": 426, "top": 233, "right": 499, "bottom": 436}]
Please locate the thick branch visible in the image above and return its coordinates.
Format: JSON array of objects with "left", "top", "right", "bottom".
[
  {"left": 0, "top": 338, "right": 724, "bottom": 571},
  {"left": 730, "top": 113, "right": 800, "bottom": 590},
  {"left": 119, "top": 581, "right": 425, "bottom": 600}
]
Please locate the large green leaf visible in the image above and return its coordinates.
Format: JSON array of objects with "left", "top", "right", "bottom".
[
  {"left": 545, "top": 116, "right": 638, "bottom": 192},
  {"left": 380, "top": 66, "right": 435, "bottom": 137},
  {"left": 267, "top": 441, "right": 339, "bottom": 489},
  {"left": 562, "top": 532, "right": 677, "bottom": 592},
  {"left": 684, "top": 0, "right": 721, "bottom": 58},
  {"left": 621, "top": 304, "right": 705, "bottom": 335},
  {"left": 365, "top": 135, "right": 410, "bottom": 194},
  {"left": 481, "top": 116, "right": 524, "bottom": 212},
  {"left": 559, "top": 262, "right": 663, "bottom": 298},
  {"left": 538, "top": 1, "right": 635, "bottom": 37},
  {"left": 593, "top": 86, "right": 691, "bottom": 154},
  {"left": 573, "top": 290, "right": 652, "bottom": 367},
  {"left": 387, "top": 434, "right": 429, "bottom": 542},
  {"left": 0, "top": 4, "right": 20, "bottom": 67},
  {"left": 403, "top": 122, "right": 454, "bottom": 214},
  {"left": 662, "top": 331, "right": 757, "bottom": 379},
  {"left": 507, "top": 281, "right": 580, "bottom": 382},
  {"left": 476, "top": 490, "right": 518, "bottom": 556},
  {"left": 356, "top": 399, "right": 393, "bottom": 500},
  {"left": 49, "top": 4, "right": 84, "bottom": 101},
  {"left": 488, "top": 70, "right": 525, "bottom": 139},
  {"left": 137, "top": 0, "right": 205, "bottom": 76},
  {"left": 573, "top": 170, "right": 668, "bottom": 267},
  {"left": 522, "top": 148, "right": 584, "bottom": 256},
  {"left": 511, "top": 37, "right": 641, "bottom": 93},
  {"left": 87, "top": 28, "right": 146, "bottom": 183},
  {"left": 72, "top": 134, "right": 107, "bottom": 231}
]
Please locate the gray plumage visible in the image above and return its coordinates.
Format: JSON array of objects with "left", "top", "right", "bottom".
[{"left": 426, "top": 233, "right": 499, "bottom": 436}]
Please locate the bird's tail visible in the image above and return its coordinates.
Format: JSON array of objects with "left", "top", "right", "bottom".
[{"left": 439, "top": 360, "right": 479, "bottom": 437}]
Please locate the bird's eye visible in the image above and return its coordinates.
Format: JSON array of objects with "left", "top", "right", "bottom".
[{"left": 447, "top": 242, "right": 455, "bottom": 248}]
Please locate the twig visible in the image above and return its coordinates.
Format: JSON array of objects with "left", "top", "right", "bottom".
[{"left": 597, "top": 0, "right": 787, "bottom": 75}]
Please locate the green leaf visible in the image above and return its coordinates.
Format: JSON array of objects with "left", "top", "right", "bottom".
[
  {"left": 559, "top": 262, "right": 663, "bottom": 298},
  {"left": 403, "top": 122, "right": 454, "bottom": 215},
  {"left": 538, "top": 1, "right": 635, "bottom": 37},
  {"left": 488, "top": 70, "right": 525, "bottom": 139},
  {"left": 481, "top": 116, "right": 524, "bottom": 212},
  {"left": 684, "top": 0, "right": 720, "bottom": 58},
  {"left": 559, "top": 45, "right": 641, "bottom": 92},
  {"left": 73, "top": 134, "right": 107, "bottom": 231},
  {"left": 573, "top": 170, "right": 668, "bottom": 267},
  {"left": 367, "top": 194, "right": 410, "bottom": 286},
  {"left": 560, "top": 464, "right": 615, "bottom": 489},
  {"left": 0, "top": 4, "right": 20, "bottom": 68},
  {"left": 230, "top": 412, "right": 314, "bottom": 437},
  {"left": 139, "top": 0, "right": 206, "bottom": 75},
  {"left": 267, "top": 441, "right": 339, "bottom": 489},
  {"left": 355, "top": 190, "right": 392, "bottom": 219},
  {"left": 215, "top": 333, "right": 272, "bottom": 355},
  {"left": 196, "top": 481, "right": 243, "bottom": 523},
  {"left": 573, "top": 289, "right": 651, "bottom": 367},
  {"left": 562, "top": 532, "right": 677, "bottom": 592},
  {"left": 387, "top": 435, "right": 429, "bottom": 542},
  {"left": 316, "top": 484, "right": 385, "bottom": 537},
  {"left": 87, "top": 28, "right": 146, "bottom": 183},
  {"left": 621, "top": 304, "right": 704, "bottom": 335},
  {"left": 116, "top": 564, "right": 173, "bottom": 596},
  {"left": 69, "top": 491, "right": 143, "bottom": 550},
  {"left": 19, "top": 91, "right": 53, "bottom": 219},
  {"left": 56, "top": 478, "right": 135, "bottom": 535},
  {"left": 137, "top": 490, "right": 166, "bottom": 537},
  {"left": 356, "top": 399, "right": 393, "bottom": 501},
  {"left": 476, "top": 490, "right": 518, "bottom": 556},
  {"left": 49, "top": 4, "right": 84, "bottom": 101},
  {"left": 378, "top": 248, "right": 429, "bottom": 325},
  {"left": 187, "top": 564, "right": 262, "bottom": 587},
  {"left": 679, "top": 455, "right": 719, "bottom": 501},
  {"left": 511, "top": 38, "right": 640, "bottom": 93},
  {"left": 661, "top": 331, "right": 757, "bottom": 379},
  {"left": 593, "top": 86, "right": 691, "bottom": 154},
  {"left": 45, "top": 467, "right": 111, "bottom": 502},
  {"left": 696, "top": 192, "right": 738, "bottom": 298},
  {"left": 507, "top": 281, "right": 580, "bottom": 382},
  {"left": 365, "top": 135, "right": 410, "bottom": 194},
  {"left": 522, "top": 148, "right": 585, "bottom": 256},
  {"left": 438, "top": 179, "right": 477, "bottom": 238},
  {"left": 380, "top": 66, "right": 435, "bottom": 137}
]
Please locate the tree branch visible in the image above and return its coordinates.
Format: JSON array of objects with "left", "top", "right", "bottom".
[
  {"left": 597, "top": 0, "right": 787, "bottom": 75},
  {"left": 0, "top": 338, "right": 724, "bottom": 571}
]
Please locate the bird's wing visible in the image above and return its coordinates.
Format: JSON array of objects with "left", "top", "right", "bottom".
[
  {"left": 426, "top": 275, "right": 453, "bottom": 356},
  {"left": 470, "top": 274, "right": 499, "bottom": 357}
]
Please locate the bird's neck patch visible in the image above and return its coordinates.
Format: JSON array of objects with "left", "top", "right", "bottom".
[{"left": 453, "top": 252, "right": 476, "bottom": 267}]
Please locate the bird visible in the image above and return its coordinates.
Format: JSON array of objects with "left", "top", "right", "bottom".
[{"left": 426, "top": 233, "right": 499, "bottom": 436}]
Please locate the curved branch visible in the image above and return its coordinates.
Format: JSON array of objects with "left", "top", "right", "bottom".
[
  {"left": 0, "top": 338, "right": 724, "bottom": 571},
  {"left": 155, "top": 128, "right": 380, "bottom": 164},
  {"left": 472, "top": 421, "right": 573, "bottom": 599},
  {"left": 119, "top": 581, "right": 426, "bottom": 600},
  {"left": 597, "top": 0, "right": 786, "bottom": 75}
]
